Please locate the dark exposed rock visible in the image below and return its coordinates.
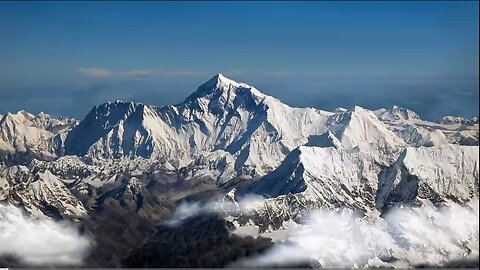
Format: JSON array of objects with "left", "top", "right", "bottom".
[{"left": 122, "top": 214, "right": 273, "bottom": 268}]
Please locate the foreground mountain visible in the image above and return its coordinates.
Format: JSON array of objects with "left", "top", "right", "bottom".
[
  {"left": 0, "top": 74, "right": 478, "bottom": 267},
  {"left": 376, "top": 144, "right": 479, "bottom": 211},
  {"left": 239, "top": 144, "right": 478, "bottom": 220}
]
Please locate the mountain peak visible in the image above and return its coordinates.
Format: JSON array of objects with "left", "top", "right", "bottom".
[
  {"left": 202, "top": 73, "right": 239, "bottom": 88},
  {"left": 184, "top": 73, "right": 266, "bottom": 105},
  {"left": 350, "top": 105, "right": 367, "bottom": 113},
  {"left": 214, "top": 72, "right": 226, "bottom": 80},
  {"left": 390, "top": 105, "right": 420, "bottom": 120},
  {"left": 2, "top": 110, "right": 36, "bottom": 124}
]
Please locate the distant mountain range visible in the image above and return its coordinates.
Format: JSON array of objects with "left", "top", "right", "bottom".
[{"left": 0, "top": 74, "right": 478, "bottom": 267}]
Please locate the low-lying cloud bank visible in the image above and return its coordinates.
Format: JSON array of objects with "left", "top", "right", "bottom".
[
  {"left": 167, "top": 196, "right": 479, "bottom": 267},
  {"left": 235, "top": 201, "right": 479, "bottom": 268},
  {"left": 0, "top": 204, "right": 91, "bottom": 266}
]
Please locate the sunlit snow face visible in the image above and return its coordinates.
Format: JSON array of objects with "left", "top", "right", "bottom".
[
  {"left": 233, "top": 201, "right": 479, "bottom": 268},
  {"left": 0, "top": 204, "right": 91, "bottom": 266}
]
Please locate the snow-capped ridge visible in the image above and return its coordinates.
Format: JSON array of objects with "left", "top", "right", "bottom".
[
  {"left": 326, "top": 105, "right": 406, "bottom": 161},
  {"left": 65, "top": 100, "right": 162, "bottom": 158},
  {"left": 440, "top": 115, "right": 479, "bottom": 125},
  {"left": 0, "top": 110, "right": 76, "bottom": 158},
  {"left": 238, "top": 145, "right": 380, "bottom": 211},
  {"left": 375, "top": 105, "right": 479, "bottom": 147},
  {"left": 423, "top": 129, "right": 448, "bottom": 146},
  {"left": 183, "top": 73, "right": 267, "bottom": 106},
  {"left": 376, "top": 144, "right": 479, "bottom": 210},
  {"left": 376, "top": 105, "right": 421, "bottom": 121}
]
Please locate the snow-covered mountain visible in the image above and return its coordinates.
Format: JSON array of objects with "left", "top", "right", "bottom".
[
  {"left": 65, "top": 74, "right": 333, "bottom": 177},
  {"left": 0, "top": 73, "right": 478, "bottom": 267},
  {"left": 237, "top": 146, "right": 380, "bottom": 212},
  {"left": 0, "top": 165, "right": 86, "bottom": 219},
  {"left": 440, "top": 115, "right": 479, "bottom": 125},
  {"left": 375, "top": 106, "right": 479, "bottom": 147},
  {"left": 240, "top": 143, "right": 478, "bottom": 217},
  {"left": 1, "top": 74, "right": 477, "bottom": 203},
  {"left": 0, "top": 111, "right": 77, "bottom": 160},
  {"left": 376, "top": 144, "right": 479, "bottom": 211},
  {"left": 324, "top": 106, "right": 406, "bottom": 164}
]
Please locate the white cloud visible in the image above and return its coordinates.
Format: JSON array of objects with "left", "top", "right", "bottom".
[
  {"left": 0, "top": 204, "right": 91, "bottom": 266},
  {"left": 235, "top": 201, "right": 479, "bottom": 268},
  {"left": 78, "top": 67, "right": 112, "bottom": 78},
  {"left": 166, "top": 194, "right": 265, "bottom": 226},
  {"left": 78, "top": 68, "right": 204, "bottom": 80}
]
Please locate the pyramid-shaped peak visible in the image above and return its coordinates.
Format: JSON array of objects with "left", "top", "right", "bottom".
[
  {"left": 215, "top": 73, "right": 227, "bottom": 80},
  {"left": 3, "top": 110, "right": 36, "bottom": 122},
  {"left": 184, "top": 73, "right": 267, "bottom": 103},
  {"left": 206, "top": 73, "right": 242, "bottom": 88},
  {"left": 350, "top": 105, "right": 367, "bottom": 113},
  {"left": 390, "top": 105, "right": 420, "bottom": 120}
]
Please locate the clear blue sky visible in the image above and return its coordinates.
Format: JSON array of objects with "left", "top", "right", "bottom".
[{"left": 0, "top": 1, "right": 478, "bottom": 120}]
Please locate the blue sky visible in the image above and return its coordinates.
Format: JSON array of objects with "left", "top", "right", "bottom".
[{"left": 0, "top": 1, "right": 478, "bottom": 120}]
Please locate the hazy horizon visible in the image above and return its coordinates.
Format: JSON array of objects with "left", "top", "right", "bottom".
[{"left": 0, "top": 1, "right": 478, "bottom": 120}]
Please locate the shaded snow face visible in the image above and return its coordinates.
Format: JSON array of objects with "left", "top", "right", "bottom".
[
  {"left": 235, "top": 201, "right": 479, "bottom": 268},
  {"left": 0, "top": 204, "right": 91, "bottom": 266}
]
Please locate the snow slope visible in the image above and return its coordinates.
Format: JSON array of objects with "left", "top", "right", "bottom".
[
  {"left": 376, "top": 144, "right": 479, "bottom": 210},
  {"left": 239, "top": 145, "right": 380, "bottom": 212},
  {"left": 241, "top": 143, "right": 478, "bottom": 217},
  {"left": 326, "top": 106, "right": 406, "bottom": 164},
  {"left": 0, "top": 111, "right": 77, "bottom": 159},
  {"left": 0, "top": 166, "right": 87, "bottom": 219}
]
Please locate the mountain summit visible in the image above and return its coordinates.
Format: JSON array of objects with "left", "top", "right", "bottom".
[{"left": 63, "top": 74, "right": 333, "bottom": 176}]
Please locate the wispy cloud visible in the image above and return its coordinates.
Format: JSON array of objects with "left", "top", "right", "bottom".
[
  {"left": 118, "top": 70, "right": 152, "bottom": 79},
  {"left": 79, "top": 67, "right": 112, "bottom": 78},
  {"left": 78, "top": 68, "right": 203, "bottom": 80}
]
